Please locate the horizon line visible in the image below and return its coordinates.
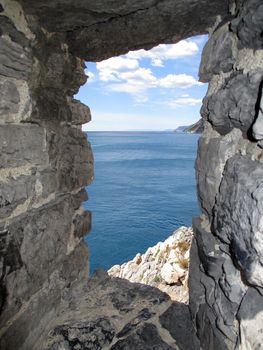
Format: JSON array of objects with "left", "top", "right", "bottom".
[{"left": 82, "top": 129, "right": 176, "bottom": 132}]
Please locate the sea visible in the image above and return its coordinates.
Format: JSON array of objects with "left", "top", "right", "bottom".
[{"left": 83, "top": 131, "right": 200, "bottom": 273}]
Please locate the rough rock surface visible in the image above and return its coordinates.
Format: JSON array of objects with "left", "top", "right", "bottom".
[
  {"left": 185, "top": 119, "right": 204, "bottom": 134},
  {"left": 108, "top": 227, "right": 193, "bottom": 303},
  {"left": 191, "top": 1, "right": 263, "bottom": 348},
  {"left": 40, "top": 271, "right": 200, "bottom": 350},
  {"left": 16, "top": 0, "right": 229, "bottom": 61},
  {"left": 0, "top": 0, "right": 263, "bottom": 349}
]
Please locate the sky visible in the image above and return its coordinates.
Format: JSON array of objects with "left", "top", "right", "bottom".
[{"left": 77, "top": 35, "right": 208, "bottom": 131}]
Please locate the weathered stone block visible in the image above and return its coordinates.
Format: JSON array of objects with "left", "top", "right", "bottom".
[
  {"left": 31, "top": 34, "right": 86, "bottom": 96},
  {"left": 0, "top": 169, "right": 57, "bottom": 220},
  {"left": 0, "top": 193, "right": 89, "bottom": 328},
  {"left": 191, "top": 218, "right": 246, "bottom": 349},
  {"left": 231, "top": 0, "right": 263, "bottom": 50},
  {"left": 199, "top": 24, "right": 235, "bottom": 82},
  {"left": 252, "top": 86, "right": 263, "bottom": 141},
  {"left": 73, "top": 211, "right": 92, "bottom": 239},
  {"left": 111, "top": 323, "right": 175, "bottom": 350},
  {"left": 0, "top": 16, "right": 31, "bottom": 80},
  {"left": 196, "top": 128, "right": 239, "bottom": 217},
  {"left": 0, "top": 242, "right": 88, "bottom": 350},
  {"left": 0, "top": 76, "right": 31, "bottom": 123},
  {"left": 69, "top": 98, "right": 91, "bottom": 125},
  {"left": 49, "top": 318, "right": 116, "bottom": 350},
  {"left": 0, "top": 124, "right": 48, "bottom": 168},
  {"left": 48, "top": 126, "right": 93, "bottom": 191},
  {"left": 188, "top": 235, "right": 205, "bottom": 320},
  {"left": 202, "top": 70, "right": 262, "bottom": 135},
  {"left": 196, "top": 303, "right": 228, "bottom": 350},
  {"left": 214, "top": 155, "right": 263, "bottom": 288},
  {"left": 0, "top": 175, "right": 32, "bottom": 219},
  {"left": 0, "top": 79, "right": 20, "bottom": 116},
  {"left": 236, "top": 287, "right": 263, "bottom": 349},
  {"left": 71, "top": 188, "right": 88, "bottom": 210},
  {"left": 31, "top": 87, "right": 72, "bottom": 122},
  {"left": 159, "top": 303, "right": 200, "bottom": 350}
]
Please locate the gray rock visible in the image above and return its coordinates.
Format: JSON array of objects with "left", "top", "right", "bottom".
[
  {"left": 0, "top": 193, "right": 90, "bottom": 330},
  {"left": 195, "top": 304, "right": 230, "bottom": 350},
  {"left": 196, "top": 130, "right": 239, "bottom": 217},
  {"left": 214, "top": 155, "right": 263, "bottom": 288},
  {"left": 111, "top": 323, "right": 176, "bottom": 350},
  {"left": 0, "top": 16, "right": 31, "bottom": 80},
  {"left": 0, "top": 124, "right": 48, "bottom": 169},
  {"left": 116, "top": 308, "right": 155, "bottom": 338},
  {"left": 231, "top": 0, "right": 263, "bottom": 49},
  {"left": 193, "top": 218, "right": 226, "bottom": 281},
  {"left": 69, "top": 99, "right": 92, "bottom": 125},
  {"left": 48, "top": 318, "right": 116, "bottom": 350},
  {"left": 0, "top": 15, "right": 29, "bottom": 48},
  {"left": 16, "top": 0, "right": 229, "bottom": 61},
  {"left": 252, "top": 86, "right": 263, "bottom": 140},
  {"left": 31, "top": 87, "right": 72, "bottom": 122},
  {"left": 1, "top": 1, "right": 263, "bottom": 350},
  {"left": 199, "top": 24, "right": 235, "bottom": 82},
  {"left": 47, "top": 126, "right": 93, "bottom": 191},
  {"left": 0, "top": 242, "right": 89, "bottom": 350},
  {"left": 202, "top": 71, "right": 262, "bottom": 135},
  {"left": 188, "top": 236, "right": 205, "bottom": 321},
  {"left": 191, "top": 218, "right": 247, "bottom": 349},
  {"left": 73, "top": 211, "right": 92, "bottom": 239},
  {"left": 159, "top": 303, "right": 200, "bottom": 350},
  {"left": 108, "top": 279, "right": 169, "bottom": 314},
  {"left": 0, "top": 80, "right": 20, "bottom": 116},
  {"left": 236, "top": 287, "right": 263, "bottom": 349},
  {"left": 0, "top": 169, "right": 57, "bottom": 220}
]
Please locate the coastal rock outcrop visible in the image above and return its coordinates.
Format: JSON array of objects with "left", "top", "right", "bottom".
[
  {"left": 174, "top": 119, "right": 204, "bottom": 134},
  {"left": 108, "top": 227, "right": 193, "bottom": 303}
]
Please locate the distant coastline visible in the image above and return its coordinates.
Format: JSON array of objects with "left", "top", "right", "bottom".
[
  {"left": 174, "top": 118, "right": 204, "bottom": 134},
  {"left": 84, "top": 128, "right": 201, "bottom": 133},
  {"left": 83, "top": 120, "right": 203, "bottom": 134}
]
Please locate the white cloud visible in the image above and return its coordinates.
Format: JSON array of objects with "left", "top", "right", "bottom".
[
  {"left": 93, "top": 41, "right": 203, "bottom": 103},
  {"left": 120, "top": 68, "right": 157, "bottom": 85},
  {"left": 84, "top": 70, "right": 95, "bottom": 83},
  {"left": 151, "top": 58, "right": 164, "bottom": 67},
  {"left": 101, "top": 70, "right": 201, "bottom": 102},
  {"left": 108, "top": 82, "right": 147, "bottom": 95},
  {"left": 96, "top": 57, "right": 139, "bottom": 81},
  {"left": 167, "top": 97, "right": 203, "bottom": 108},
  {"left": 107, "top": 84, "right": 148, "bottom": 103},
  {"left": 127, "top": 40, "right": 198, "bottom": 67},
  {"left": 159, "top": 74, "right": 202, "bottom": 89},
  {"left": 105, "top": 67, "right": 158, "bottom": 102}
]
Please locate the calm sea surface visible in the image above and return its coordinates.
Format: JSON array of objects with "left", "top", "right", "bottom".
[{"left": 83, "top": 132, "right": 200, "bottom": 273}]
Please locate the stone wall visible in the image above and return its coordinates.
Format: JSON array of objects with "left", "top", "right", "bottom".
[
  {"left": 0, "top": 1, "right": 93, "bottom": 348},
  {"left": 0, "top": 0, "right": 262, "bottom": 349},
  {"left": 190, "top": 1, "right": 263, "bottom": 348}
]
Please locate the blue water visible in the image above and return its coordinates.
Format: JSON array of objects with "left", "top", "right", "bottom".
[{"left": 83, "top": 132, "right": 200, "bottom": 273}]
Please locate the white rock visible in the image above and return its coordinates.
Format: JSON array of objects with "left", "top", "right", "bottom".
[
  {"left": 108, "top": 226, "right": 193, "bottom": 303},
  {"left": 161, "top": 262, "right": 180, "bottom": 285}
]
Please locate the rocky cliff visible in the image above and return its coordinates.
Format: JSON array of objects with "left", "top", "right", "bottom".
[
  {"left": 174, "top": 119, "right": 204, "bottom": 134},
  {"left": 185, "top": 119, "right": 204, "bottom": 134},
  {"left": 0, "top": 0, "right": 263, "bottom": 349},
  {"left": 108, "top": 227, "right": 193, "bottom": 304}
]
